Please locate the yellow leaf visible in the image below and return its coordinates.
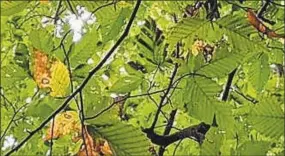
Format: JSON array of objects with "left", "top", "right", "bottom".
[
  {"left": 44, "top": 110, "right": 113, "bottom": 156},
  {"left": 40, "top": 0, "right": 49, "bottom": 4},
  {"left": 49, "top": 60, "right": 70, "bottom": 97},
  {"left": 44, "top": 111, "right": 81, "bottom": 141},
  {"left": 117, "top": 1, "right": 132, "bottom": 8},
  {"left": 101, "top": 141, "right": 113, "bottom": 155},
  {"left": 191, "top": 39, "right": 205, "bottom": 56},
  {"left": 32, "top": 49, "right": 70, "bottom": 97}
]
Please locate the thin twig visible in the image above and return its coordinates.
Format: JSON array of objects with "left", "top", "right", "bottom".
[
  {"left": 148, "top": 94, "right": 169, "bottom": 121},
  {"left": 224, "top": 0, "right": 251, "bottom": 11},
  {"left": 66, "top": 0, "right": 76, "bottom": 15},
  {"left": 0, "top": 94, "right": 16, "bottom": 113},
  {"left": 54, "top": 0, "right": 63, "bottom": 25},
  {"left": 49, "top": 117, "right": 55, "bottom": 156},
  {"left": 79, "top": 91, "right": 88, "bottom": 156},
  {"left": 150, "top": 39, "right": 181, "bottom": 131},
  {"left": 270, "top": 1, "right": 285, "bottom": 7},
  {"left": 4, "top": 1, "right": 141, "bottom": 155},
  {"left": 172, "top": 140, "right": 183, "bottom": 156},
  {"left": 61, "top": 42, "right": 74, "bottom": 91},
  {"left": 84, "top": 88, "right": 168, "bottom": 120},
  {"left": 0, "top": 91, "right": 38, "bottom": 140},
  {"left": 53, "top": 30, "right": 72, "bottom": 51},
  {"left": 17, "top": 3, "right": 40, "bottom": 28},
  {"left": 92, "top": 1, "right": 116, "bottom": 14},
  {"left": 232, "top": 86, "right": 258, "bottom": 104},
  {"left": 150, "top": 64, "right": 178, "bottom": 130},
  {"left": 257, "top": 0, "right": 276, "bottom": 25}
]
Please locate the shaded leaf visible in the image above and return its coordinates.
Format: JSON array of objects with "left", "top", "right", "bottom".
[
  {"left": 248, "top": 98, "right": 284, "bottom": 139},
  {"left": 109, "top": 75, "right": 143, "bottom": 94},
  {"left": 1, "top": 1, "right": 29, "bottom": 16},
  {"left": 88, "top": 123, "right": 150, "bottom": 156},
  {"left": 29, "top": 29, "right": 54, "bottom": 53},
  {"left": 237, "top": 141, "right": 270, "bottom": 156},
  {"left": 248, "top": 52, "right": 270, "bottom": 92}
]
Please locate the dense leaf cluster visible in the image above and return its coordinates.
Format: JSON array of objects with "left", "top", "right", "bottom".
[{"left": 1, "top": 1, "right": 284, "bottom": 156}]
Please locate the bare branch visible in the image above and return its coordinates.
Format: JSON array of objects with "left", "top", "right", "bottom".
[
  {"left": 158, "top": 109, "right": 177, "bottom": 156},
  {"left": 54, "top": 0, "right": 63, "bottom": 25},
  {"left": 172, "top": 139, "right": 182, "bottom": 156},
  {"left": 91, "top": 1, "right": 116, "bottom": 14},
  {"left": 49, "top": 117, "right": 55, "bottom": 156},
  {"left": 79, "top": 91, "right": 88, "bottom": 156},
  {"left": 257, "top": 0, "right": 276, "bottom": 25},
  {"left": 221, "top": 68, "right": 237, "bottom": 101},
  {"left": 143, "top": 122, "right": 211, "bottom": 147},
  {"left": 84, "top": 88, "right": 168, "bottom": 120},
  {"left": 66, "top": 0, "right": 76, "bottom": 15}
]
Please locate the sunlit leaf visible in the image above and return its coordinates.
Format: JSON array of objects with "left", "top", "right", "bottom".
[
  {"left": 33, "top": 49, "right": 70, "bottom": 97},
  {"left": 44, "top": 111, "right": 81, "bottom": 141}
]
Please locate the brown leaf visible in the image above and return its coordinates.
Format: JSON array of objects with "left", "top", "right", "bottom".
[
  {"left": 44, "top": 111, "right": 81, "bottom": 141},
  {"left": 33, "top": 49, "right": 51, "bottom": 88},
  {"left": 33, "top": 49, "right": 70, "bottom": 97},
  {"left": 247, "top": 9, "right": 284, "bottom": 38},
  {"left": 77, "top": 127, "right": 113, "bottom": 156}
]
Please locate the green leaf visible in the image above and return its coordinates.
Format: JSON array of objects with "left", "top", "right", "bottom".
[
  {"left": 26, "top": 97, "right": 62, "bottom": 120},
  {"left": 102, "top": 7, "right": 131, "bottom": 43},
  {"left": 68, "top": 1, "right": 107, "bottom": 11},
  {"left": 214, "top": 103, "right": 235, "bottom": 137},
  {"left": 196, "top": 51, "right": 244, "bottom": 78},
  {"left": 1, "top": 1, "right": 29, "bottom": 16},
  {"left": 200, "top": 127, "right": 224, "bottom": 155},
  {"left": 248, "top": 52, "right": 270, "bottom": 92},
  {"left": 248, "top": 98, "right": 284, "bottom": 139},
  {"left": 29, "top": 29, "right": 54, "bottom": 53},
  {"left": 109, "top": 75, "right": 143, "bottom": 94},
  {"left": 87, "top": 123, "right": 150, "bottom": 156},
  {"left": 237, "top": 141, "right": 270, "bottom": 156},
  {"left": 135, "top": 18, "right": 167, "bottom": 65},
  {"left": 216, "top": 15, "right": 269, "bottom": 53},
  {"left": 14, "top": 43, "right": 30, "bottom": 72},
  {"left": 185, "top": 76, "right": 221, "bottom": 123},
  {"left": 1, "top": 62, "right": 29, "bottom": 88},
  {"left": 70, "top": 30, "right": 99, "bottom": 66},
  {"left": 167, "top": 18, "right": 209, "bottom": 46}
]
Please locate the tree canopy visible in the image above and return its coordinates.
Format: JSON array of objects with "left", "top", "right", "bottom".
[{"left": 0, "top": 0, "right": 284, "bottom": 156}]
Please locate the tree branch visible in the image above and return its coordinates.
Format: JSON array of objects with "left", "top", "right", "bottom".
[
  {"left": 49, "top": 117, "right": 55, "bottom": 156},
  {"left": 158, "top": 109, "right": 177, "bottom": 156},
  {"left": 92, "top": 1, "right": 116, "bottom": 14},
  {"left": 66, "top": 0, "right": 76, "bottom": 15},
  {"left": 4, "top": 1, "right": 141, "bottom": 155},
  {"left": 270, "top": 1, "right": 285, "bottom": 7},
  {"left": 172, "top": 139, "right": 182, "bottom": 156},
  {"left": 53, "top": 0, "right": 63, "bottom": 25},
  {"left": 150, "top": 63, "right": 178, "bottom": 130},
  {"left": 257, "top": 0, "right": 276, "bottom": 25},
  {"left": 0, "top": 91, "right": 38, "bottom": 140},
  {"left": 232, "top": 85, "right": 258, "bottom": 104},
  {"left": 142, "top": 122, "right": 211, "bottom": 147},
  {"left": 79, "top": 91, "right": 88, "bottom": 156},
  {"left": 221, "top": 68, "right": 237, "bottom": 101}
]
